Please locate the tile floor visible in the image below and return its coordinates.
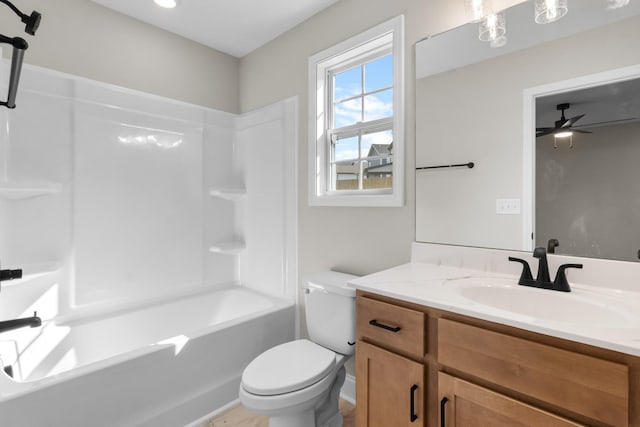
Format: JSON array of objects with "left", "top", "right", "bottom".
[{"left": 201, "top": 400, "right": 356, "bottom": 427}]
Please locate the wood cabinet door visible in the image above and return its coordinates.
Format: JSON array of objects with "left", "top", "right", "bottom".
[
  {"left": 438, "top": 373, "right": 585, "bottom": 427},
  {"left": 356, "top": 340, "right": 424, "bottom": 427}
]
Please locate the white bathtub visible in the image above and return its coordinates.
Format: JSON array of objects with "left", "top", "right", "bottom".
[{"left": 0, "top": 286, "right": 295, "bottom": 427}]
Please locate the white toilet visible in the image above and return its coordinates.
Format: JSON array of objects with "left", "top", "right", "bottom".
[{"left": 239, "top": 271, "right": 357, "bottom": 427}]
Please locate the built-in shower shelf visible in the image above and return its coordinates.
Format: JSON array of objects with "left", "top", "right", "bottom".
[
  {"left": 0, "top": 182, "right": 62, "bottom": 200},
  {"left": 209, "top": 188, "right": 246, "bottom": 201},
  {"left": 209, "top": 241, "right": 246, "bottom": 255}
]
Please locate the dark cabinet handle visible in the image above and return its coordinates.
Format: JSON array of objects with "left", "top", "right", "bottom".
[
  {"left": 410, "top": 384, "right": 418, "bottom": 422},
  {"left": 440, "top": 397, "right": 448, "bottom": 427},
  {"left": 369, "top": 319, "right": 401, "bottom": 332}
]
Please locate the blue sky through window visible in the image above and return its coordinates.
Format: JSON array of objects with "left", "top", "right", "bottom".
[
  {"left": 334, "top": 135, "right": 359, "bottom": 161},
  {"left": 332, "top": 54, "right": 393, "bottom": 129},
  {"left": 365, "top": 55, "right": 393, "bottom": 92}
]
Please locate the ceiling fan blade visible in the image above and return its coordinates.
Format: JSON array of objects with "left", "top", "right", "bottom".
[
  {"left": 573, "top": 117, "right": 637, "bottom": 128},
  {"left": 536, "top": 128, "right": 555, "bottom": 137},
  {"left": 563, "top": 114, "right": 585, "bottom": 128},
  {"left": 572, "top": 129, "right": 592, "bottom": 134}
]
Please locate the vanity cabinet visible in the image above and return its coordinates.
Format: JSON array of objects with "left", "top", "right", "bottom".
[
  {"left": 355, "top": 296, "right": 426, "bottom": 427},
  {"left": 355, "top": 291, "right": 639, "bottom": 427}
]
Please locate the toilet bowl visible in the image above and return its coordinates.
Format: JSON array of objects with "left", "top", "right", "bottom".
[{"left": 239, "top": 271, "right": 357, "bottom": 427}]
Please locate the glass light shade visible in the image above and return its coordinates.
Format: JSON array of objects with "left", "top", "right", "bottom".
[
  {"left": 465, "top": 0, "right": 492, "bottom": 22},
  {"left": 154, "top": 0, "right": 179, "bottom": 8},
  {"left": 606, "top": 0, "right": 629, "bottom": 9},
  {"left": 479, "top": 12, "right": 506, "bottom": 42},
  {"left": 490, "top": 35, "right": 508, "bottom": 48},
  {"left": 535, "top": 0, "right": 568, "bottom": 24}
]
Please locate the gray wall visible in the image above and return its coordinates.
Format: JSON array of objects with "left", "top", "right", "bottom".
[
  {"left": 536, "top": 123, "right": 640, "bottom": 262},
  {"left": 0, "top": 0, "right": 239, "bottom": 112}
]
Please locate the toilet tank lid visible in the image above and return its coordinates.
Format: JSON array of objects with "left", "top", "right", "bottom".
[{"left": 304, "top": 271, "right": 359, "bottom": 297}]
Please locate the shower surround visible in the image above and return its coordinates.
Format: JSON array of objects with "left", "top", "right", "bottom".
[{"left": 0, "top": 61, "right": 297, "bottom": 426}]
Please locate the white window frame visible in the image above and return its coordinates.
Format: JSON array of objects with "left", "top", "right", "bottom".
[{"left": 308, "top": 15, "right": 404, "bottom": 207}]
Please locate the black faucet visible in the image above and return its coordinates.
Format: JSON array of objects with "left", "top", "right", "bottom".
[
  {"left": 509, "top": 247, "right": 583, "bottom": 292},
  {"left": 533, "top": 247, "right": 551, "bottom": 284},
  {"left": 0, "top": 311, "right": 41, "bottom": 333}
]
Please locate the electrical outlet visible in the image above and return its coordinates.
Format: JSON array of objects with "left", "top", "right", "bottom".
[{"left": 496, "top": 198, "right": 521, "bottom": 215}]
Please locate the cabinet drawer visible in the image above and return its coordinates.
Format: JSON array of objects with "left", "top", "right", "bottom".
[
  {"left": 357, "top": 296, "right": 425, "bottom": 358},
  {"left": 438, "top": 318, "right": 629, "bottom": 427},
  {"left": 438, "top": 372, "right": 585, "bottom": 426}
]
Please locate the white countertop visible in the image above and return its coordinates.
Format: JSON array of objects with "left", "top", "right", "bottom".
[{"left": 349, "top": 261, "right": 640, "bottom": 357}]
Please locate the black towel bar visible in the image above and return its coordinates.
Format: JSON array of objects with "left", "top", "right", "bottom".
[{"left": 416, "top": 162, "right": 474, "bottom": 170}]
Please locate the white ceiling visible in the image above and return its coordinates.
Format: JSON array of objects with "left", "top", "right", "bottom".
[{"left": 91, "top": 0, "right": 340, "bottom": 58}]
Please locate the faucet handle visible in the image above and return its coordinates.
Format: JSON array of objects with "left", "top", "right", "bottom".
[
  {"left": 553, "top": 263, "right": 583, "bottom": 292},
  {"left": 0, "top": 269, "right": 22, "bottom": 282},
  {"left": 508, "top": 256, "right": 534, "bottom": 285}
]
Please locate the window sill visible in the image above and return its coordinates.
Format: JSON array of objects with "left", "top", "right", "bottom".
[{"left": 309, "top": 191, "right": 403, "bottom": 207}]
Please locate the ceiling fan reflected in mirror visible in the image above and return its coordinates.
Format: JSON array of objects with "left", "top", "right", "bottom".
[{"left": 536, "top": 103, "right": 636, "bottom": 138}]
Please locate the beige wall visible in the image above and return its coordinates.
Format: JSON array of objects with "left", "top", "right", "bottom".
[
  {"left": 238, "top": 0, "right": 522, "bottom": 279},
  {"left": 0, "top": 0, "right": 239, "bottom": 112}
]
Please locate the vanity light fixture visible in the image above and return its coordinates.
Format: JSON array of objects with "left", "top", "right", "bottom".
[
  {"left": 153, "top": 0, "right": 180, "bottom": 8},
  {"left": 465, "top": 0, "right": 492, "bottom": 22},
  {"left": 606, "top": 0, "right": 630, "bottom": 9},
  {"left": 490, "top": 35, "right": 508, "bottom": 48},
  {"left": 535, "top": 0, "right": 568, "bottom": 24},
  {"left": 478, "top": 12, "right": 506, "bottom": 43}
]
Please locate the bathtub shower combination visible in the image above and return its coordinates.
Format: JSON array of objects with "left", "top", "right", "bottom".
[{"left": 0, "top": 62, "right": 298, "bottom": 426}]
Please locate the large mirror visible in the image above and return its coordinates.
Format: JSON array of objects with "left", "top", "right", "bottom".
[{"left": 415, "top": 0, "right": 640, "bottom": 262}]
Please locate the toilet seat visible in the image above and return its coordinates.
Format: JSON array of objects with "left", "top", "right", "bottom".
[{"left": 241, "top": 339, "right": 336, "bottom": 395}]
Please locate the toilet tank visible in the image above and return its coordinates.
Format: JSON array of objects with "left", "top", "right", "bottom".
[{"left": 304, "top": 271, "right": 358, "bottom": 356}]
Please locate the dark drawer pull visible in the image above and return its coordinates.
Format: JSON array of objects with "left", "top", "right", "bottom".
[
  {"left": 369, "top": 319, "right": 401, "bottom": 332},
  {"left": 410, "top": 384, "right": 418, "bottom": 422},
  {"left": 440, "top": 397, "right": 448, "bottom": 427}
]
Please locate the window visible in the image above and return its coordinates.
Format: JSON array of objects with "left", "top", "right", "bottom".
[{"left": 308, "top": 16, "right": 404, "bottom": 207}]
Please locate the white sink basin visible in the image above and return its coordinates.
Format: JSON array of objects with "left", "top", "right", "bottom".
[{"left": 445, "top": 277, "right": 639, "bottom": 325}]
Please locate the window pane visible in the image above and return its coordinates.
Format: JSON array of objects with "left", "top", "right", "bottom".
[
  {"left": 334, "top": 66, "right": 362, "bottom": 102},
  {"left": 362, "top": 130, "right": 393, "bottom": 190},
  {"left": 364, "top": 89, "right": 393, "bottom": 122},
  {"left": 333, "top": 135, "right": 359, "bottom": 161},
  {"left": 365, "top": 54, "right": 392, "bottom": 93},
  {"left": 333, "top": 135, "right": 360, "bottom": 191},
  {"left": 334, "top": 159, "right": 360, "bottom": 191},
  {"left": 334, "top": 98, "right": 362, "bottom": 128}
]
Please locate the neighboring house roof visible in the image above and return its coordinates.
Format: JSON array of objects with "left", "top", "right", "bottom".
[{"left": 367, "top": 143, "right": 393, "bottom": 158}]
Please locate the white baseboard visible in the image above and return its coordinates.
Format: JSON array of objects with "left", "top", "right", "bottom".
[{"left": 340, "top": 373, "right": 356, "bottom": 405}]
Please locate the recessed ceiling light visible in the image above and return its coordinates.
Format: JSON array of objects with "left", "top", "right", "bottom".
[{"left": 154, "top": 0, "right": 179, "bottom": 8}]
